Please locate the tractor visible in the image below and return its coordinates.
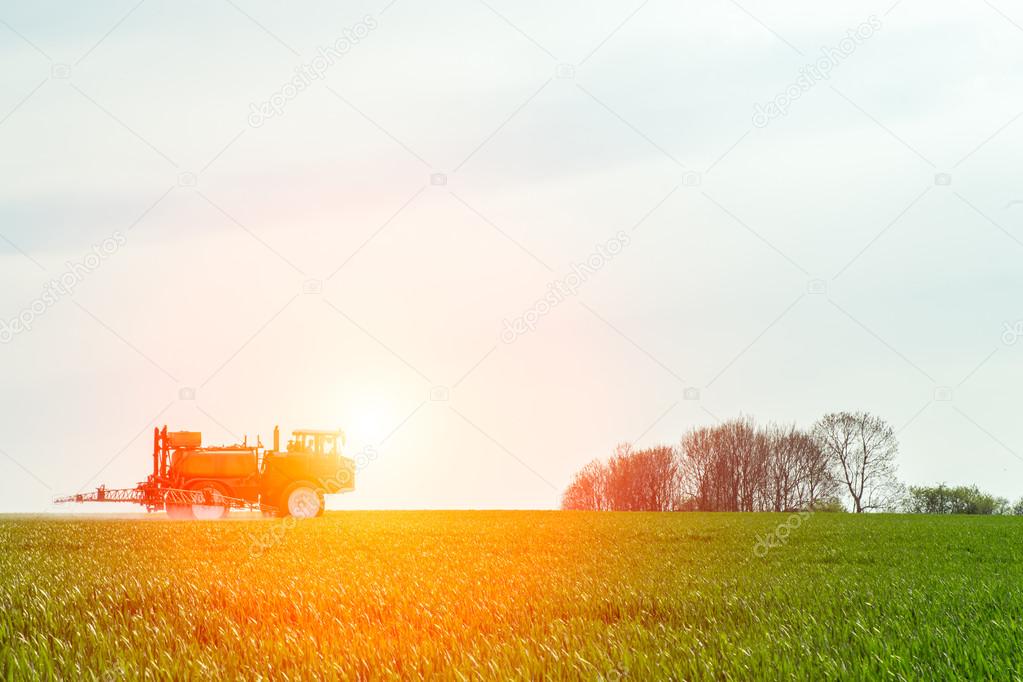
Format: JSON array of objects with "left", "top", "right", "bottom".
[{"left": 55, "top": 425, "right": 355, "bottom": 519}]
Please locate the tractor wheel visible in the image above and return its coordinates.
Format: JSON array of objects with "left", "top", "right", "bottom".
[
  {"left": 188, "top": 481, "right": 231, "bottom": 521},
  {"left": 165, "top": 503, "right": 194, "bottom": 520},
  {"left": 280, "top": 481, "right": 323, "bottom": 519}
]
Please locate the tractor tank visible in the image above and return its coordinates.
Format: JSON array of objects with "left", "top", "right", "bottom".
[{"left": 170, "top": 448, "right": 259, "bottom": 478}]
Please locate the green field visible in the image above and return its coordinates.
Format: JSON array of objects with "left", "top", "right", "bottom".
[{"left": 2, "top": 511, "right": 1022, "bottom": 680}]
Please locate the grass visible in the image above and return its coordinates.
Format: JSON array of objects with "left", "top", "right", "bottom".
[{"left": 2, "top": 511, "right": 1022, "bottom": 680}]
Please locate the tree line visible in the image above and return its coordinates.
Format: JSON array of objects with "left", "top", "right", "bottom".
[
  {"left": 903, "top": 484, "right": 1023, "bottom": 515},
  {"left": 563, "top": 411, "right": 1023, "bottom": 514},
  {"left": 563, "top": 412, "right": 903, "bottom": 513}
]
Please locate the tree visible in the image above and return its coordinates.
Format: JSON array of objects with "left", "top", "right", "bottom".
[
  {"left": 813, "top": 412, "right": 902, "bottom": 513},
  {"left": 791, "top": 429, "right": 839, "bottom": 509},
  {"left": 903, "top": 484, "right": 1009, "bottom": 515},
  {"left": 765, "top": 425, "right": 803, "bottom": 512},
  {"left": 605, "top": 443, "right": 641, "bottom": 511},
  {"left": 676, "top": 419, "right": 835, "bottom": 512},
  {"left": 678, "top": 426, "right": 718, "bottom": 511},
  {"left": 561, "top": 459, "right": 608, "bottom": 511},
  {"left": 765, "top": 424, "right": 835, "bottom": 512},
  {"left": 717, "top": 417, "right": 770, "bottom": 512},
  {"left": 676, "top": 417, "right": 769, "bottom": 512},
  {"left": 561, "top": 444, "right": 683, "bottom": 511},
  {"left": 563, "top": 414, "right": 901, "bottom": 514},
  {"left": 628, "top": 445, "right": 682, "bottom": 511}
]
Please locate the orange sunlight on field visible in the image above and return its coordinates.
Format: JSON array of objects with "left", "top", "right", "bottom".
[{"left": 7, "top": 511, "right": 1023, "bottom": 679}]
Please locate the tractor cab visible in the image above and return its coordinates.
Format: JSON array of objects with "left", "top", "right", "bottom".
[
  {"left": 261, "top": 426, "right": 355, "bottom": 518},
  {"left": 287, "top": 429, "right": 345, "bottom": 457}
]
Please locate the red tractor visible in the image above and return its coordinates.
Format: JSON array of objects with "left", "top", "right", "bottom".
[{"left": 55, "top": 425, "right": 355, "bottom": 519}]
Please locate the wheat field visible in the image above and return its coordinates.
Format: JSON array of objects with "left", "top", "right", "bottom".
[{"left": 2, "top": 511, "right": 1021, "bottom": 679}]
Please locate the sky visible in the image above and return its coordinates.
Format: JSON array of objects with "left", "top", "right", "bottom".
[{"left": 2, "top": 0, "right": 1023, "bottom": 513}]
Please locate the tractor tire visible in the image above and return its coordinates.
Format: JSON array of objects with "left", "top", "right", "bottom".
[
  {"left": 279, "top": 481, "right": 323, "bottom": 519},
  {"left": 188, "top": 481, "right": 231, "bottom": 521},
  {"left": 165, "top": 502, "right": 194, "bottom": 520}
]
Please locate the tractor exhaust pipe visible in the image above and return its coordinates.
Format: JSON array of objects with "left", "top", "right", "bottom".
[
  {"left": 152, "top": 427, "right": 160, "bottom": 479},
  {"left": 273, "top": 425, "right": 280, "bottom": 452}
]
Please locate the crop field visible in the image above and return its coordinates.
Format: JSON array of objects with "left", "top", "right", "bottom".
[{"left": 2, "top": 511, "right": 1022, "bottom": 680}]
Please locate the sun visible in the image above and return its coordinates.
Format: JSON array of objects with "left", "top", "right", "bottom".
[{"left": 347, "top": 403, "right": 395, "bottom": 446}]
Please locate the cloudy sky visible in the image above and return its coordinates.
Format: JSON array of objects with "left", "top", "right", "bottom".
[{"left": 2, "top": 0, "right": 1023, "bottom": 512}]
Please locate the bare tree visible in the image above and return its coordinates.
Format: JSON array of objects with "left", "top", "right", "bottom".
[
  {"left": 791, "top": 430, "right": 838, "bottom": 509},
  {"left": 765, "top": 424, "right": 803, "bottom": 512},
  {"left": 562, "top": 444, "right": 683, "bottom": 511},
  {"left": 813, "top": 412, "right": 901, "bottom": 513},
  {"left": 633, "top": 445, "right": 682, "bottom": 511},
  {"left": 604, "top": 444, "right": 683, "bottom": 511},
  {"left": 564, "top": 414, "right": 895, "bottom": 513},
  {"left": 763, "top": 424, "right": 839, "bottom": 511},
  {"left": 678, "top": 426, "right": 717, "bottom": 510},
  {"left": 561, "top": 459, "right": 608, "bottom": 511},
  {"left": 678, "top": 418, "right": 771, "bottom": 512},
  {"left": 605, "top": 443, "right": 638, "bottom": 510},
  {"left": 717, "top": 417, "right": 769, "bottom": 512}
]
